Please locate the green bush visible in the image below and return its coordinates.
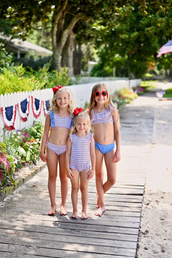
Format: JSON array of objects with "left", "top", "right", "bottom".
[
  {"left": 0, "top": 42, "right": 13, "bottom": 68},
  {"left": 163, "top": 87, "right": 172, "bottom": 98},
  {"left": 0, "top": 120, "right": 43, "bottom": 188},
  {"left": 0, "top": 65, "right": 36, "bottom": 94},
  {"left": 0, "top": 63, "right": 71, "bottom": 95},
  {"left": 13, "top": 56, "right": 53, "bottom": 71}
]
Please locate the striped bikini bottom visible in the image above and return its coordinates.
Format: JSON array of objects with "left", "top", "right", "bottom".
[{"left": 47, "top": 141, "right": 67, "bottom": 155}]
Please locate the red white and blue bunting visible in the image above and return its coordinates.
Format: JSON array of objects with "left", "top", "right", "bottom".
[
  {"left": 31, "top": 96, "right": 42, "bottom": 118},
  {"left": 42, "top": 99, "right": 51, "bottom": 116},
  {"left": 17, "top": 97, "right": 30, "bottom": 122},
  {"left": 1, "top": 105, "right": 17, "bottom": 131},
  {"left": 1, "top": 96, "right": 51, "bottom": 131}
]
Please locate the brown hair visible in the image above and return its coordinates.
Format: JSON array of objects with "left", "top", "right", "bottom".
[{"left": 88, "top": 83, "right": 116, "bottom": 117}]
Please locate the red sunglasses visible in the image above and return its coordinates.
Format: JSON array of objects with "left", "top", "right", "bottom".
[{"left": 94, "top": 90, "right": 108, "bottom": 97}]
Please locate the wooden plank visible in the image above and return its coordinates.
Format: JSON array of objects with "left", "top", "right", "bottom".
[
  {"left": 0, "top": 226, "right": 138, "bottom": 242},
  {"left": 0, "top": 251, "right": 134, "bottom": 258},
  {"left": 0, "top": 230, "right": 137, "bottom": 249},
  {"left": 0, "top": 221, "right": 139, "bottom": 235},
  {"left": 0, "top": 241, "right": 136, "bottom": 257}
]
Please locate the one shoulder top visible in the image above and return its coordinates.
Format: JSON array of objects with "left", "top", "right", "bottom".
[
  {"left": 91, "top": 105, "right": 114, "bottom": 125},
  {"left": 49, "top": 110, "right": 72, "bottom": 128}
]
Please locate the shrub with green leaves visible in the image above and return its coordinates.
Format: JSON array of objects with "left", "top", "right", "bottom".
[
  {"left": 0, "top": 120, "right": 43, "bottom": 188},
  {"left": 0, "top": 62, "right": 71, "bottom": 95},
  {"left": 0, "top": 65, "right": 36, "bottom": 95},
  {"left": 0, "top": 42, "right": 13, "bottom": 68}
]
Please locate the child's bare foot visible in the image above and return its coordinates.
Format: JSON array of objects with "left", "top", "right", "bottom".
[
  {"left": 96, "top": 196, "right": 100, "bottom": 208},
  {"left": 60, "top": 204, "right": 67, "bottom": 216},
  {"left": 94, "top": 207, "right": 106, "bottom": 217},
  {"left": 48, "top": 204, "right": 56, "bottom": 216},
  {"left": 71, "top": 211, "right": 78, "bottom": 220},
  {"left": 81, "top": 211, "right": 88, "bottom": 220}
]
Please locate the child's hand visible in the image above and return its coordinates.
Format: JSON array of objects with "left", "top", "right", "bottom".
[
  {"left": 40, "top": 150, "right": 47, "bottom": 162},
  {"left": 113, "top": 150, "right": 121, "bottom": 163},
  {"left": 87, "top": 169, "right": 94, "bottom": 180},
  {"left": 67, "top": 169, "right": 73, "bottom": 180}
]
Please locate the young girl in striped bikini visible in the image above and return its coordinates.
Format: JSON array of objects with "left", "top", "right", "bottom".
[
  {"left": 88, "top": 83, "right": 121, "bottom": 217},
  {"left": 66, "top": 108, "right": 95, "bottom": 220},
  {"left": 40, "top": 86, "right": 75, "bottom": 216}
]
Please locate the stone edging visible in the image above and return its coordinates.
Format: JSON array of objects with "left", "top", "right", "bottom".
[{"left": 0, "top": 162, "right": 47, "bottom": 202}]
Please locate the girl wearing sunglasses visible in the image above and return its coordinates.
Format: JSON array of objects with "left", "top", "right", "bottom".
[{"left": 88, "top": 83, "right": 121, "bottom": 217}]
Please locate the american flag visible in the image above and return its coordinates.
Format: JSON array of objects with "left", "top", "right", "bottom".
[{"left": 157, "top": 40, "right": 172, "bottom": 57}]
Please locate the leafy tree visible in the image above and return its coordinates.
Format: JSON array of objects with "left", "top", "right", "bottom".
[
  {"left": 0, "top": 43, "right": 13, "bottom": 68},
  {"left": 0, "top": 0, "right": 117, "bottom": 74},
  {"left": 90, "top": 1, "right": 172, "bottom": 78}
]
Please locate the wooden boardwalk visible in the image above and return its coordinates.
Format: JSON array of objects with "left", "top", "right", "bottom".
[{"left": 0, "top": 94, "right": 157, "bottom": 258}]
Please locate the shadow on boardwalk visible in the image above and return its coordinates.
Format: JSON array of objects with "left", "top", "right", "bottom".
[{"left": 0, "top": 92, "right": 158, "bottom": 258}]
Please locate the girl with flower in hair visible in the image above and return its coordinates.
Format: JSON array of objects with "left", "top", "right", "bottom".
[
  {"left": 66, "top": 108, "right": 95, "bottom": 220},
  {"left": 40, "top": 85, "right": 75, "bottom": 216},
  {"left": 88, "top": 83, "right": 121, "bottom": 217}
]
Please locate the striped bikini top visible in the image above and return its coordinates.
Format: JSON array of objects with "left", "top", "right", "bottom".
[
  {"left": 70, "top": 133, "right": 93, "bottom": 161},
  {"left": 91, "top": 106, "right": 114, "bottom": 125},
  {"left": 49, "top": 110, "right": 72, "bottom": 128}
]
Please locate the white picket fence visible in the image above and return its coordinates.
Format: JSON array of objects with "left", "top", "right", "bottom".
[{"left": 0, "top": 79, "right": 141, "bottom": 141}]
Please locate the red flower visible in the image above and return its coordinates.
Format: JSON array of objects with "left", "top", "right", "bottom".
[
  {"left": 52, "top": 85, "right": 63, "bottom": 94},
  {"left": 29, "top": 139, "right": 36, "bottom": 143},
  {"left": 73, "top": 107, "right": 84, "bottom": 117}
]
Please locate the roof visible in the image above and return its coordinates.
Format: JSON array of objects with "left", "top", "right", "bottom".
[{"left": 0, "top": 34, "right": 52, "bottom": 57}]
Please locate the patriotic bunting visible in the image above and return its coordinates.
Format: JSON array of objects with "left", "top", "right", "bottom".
[
  {"left": 1, "top": 96, "right": 51, "bottom": 131},
  {"left": 1, "top": 105, "right": 17, "bottom": 131},
  {"left": 31, "top": 96, "right": 42, "bottom": 118},
  {"left": 17, "top": 97, "right": 30, "bottom": 121},
  {"left": 42, "top": 100, "right": 51, "bottom": 116}
]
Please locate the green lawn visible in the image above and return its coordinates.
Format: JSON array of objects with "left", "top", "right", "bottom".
[
  {"left": 163, "top": 87, "right": 172, "bottom": 98},
  {"left": 141, "top": 80, "right": 157, "bottom": 90}
]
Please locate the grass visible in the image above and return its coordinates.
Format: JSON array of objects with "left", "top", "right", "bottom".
[
  {"left": 163, "top": 87, "right": 172, "bottom": 98},
  {"left": 141, "top": 80, "right": 158, "bottom": 90}
]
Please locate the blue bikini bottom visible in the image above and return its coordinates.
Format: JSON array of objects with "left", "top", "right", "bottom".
[{"left": 95, "top": 141, "right": 115, "bottom": 155}]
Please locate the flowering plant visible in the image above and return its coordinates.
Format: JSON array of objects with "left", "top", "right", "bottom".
[
  {"left": 52, "top": 85, "right": 63, "bottom": 94},
  {"left": 0, "top": 150, "right": 15, "bottom": 186},
  {"left": 73, "top": 107, "right": 84, "bottom": 117}
]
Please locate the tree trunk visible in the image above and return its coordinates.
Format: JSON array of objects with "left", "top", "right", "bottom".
[
  {"left": 73, "top": 42, "right": 83, "bottom": 75},
  {"left": 61, "top": 31, "right": 74, "bottom": 76},
  {"left": 53, "top": 44, "right": 62, "bottom": 70},
  {"left": 51, "top": 4, "right": 85, "bottom": 71}
]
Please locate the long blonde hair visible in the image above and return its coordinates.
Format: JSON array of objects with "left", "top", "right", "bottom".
[
  {"left": 51, "top": 87, "right": 75, "bottom": 114},
  {"left": 88, "top": 83, "right": 116, "bottom": 116},
  {"left": 71, "top": 111, "right": 91, "bottom": 134}
]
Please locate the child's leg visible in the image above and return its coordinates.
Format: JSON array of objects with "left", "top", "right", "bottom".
[
  {"left": 71, "top": 169, "right": 79, "bottom": 219},
  {"left": 80, "top": 169, "right": 89, "bottom": 219},
  {"left": 104, "top": 149, "right": 117, "bottom": 193},
  {"left": 96, "top": 162, "right": 104, "bottom": 208},
  {"left": 95, "top": 149, "right": 106, "bottom": 216},
  {"left": 59, "top": 152, "right": 68, "bottom": 215},
  {"left": 46, "top": 148, "right": 58, "bottom": 215}
]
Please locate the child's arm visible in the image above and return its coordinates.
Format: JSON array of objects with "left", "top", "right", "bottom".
[
  {"left": 40, "top": 113, "right": 51, "bottom": 162},
  {"left": 66, "top": 137, "right": 73, "bottom": 180},
  {"left": 87, "top": 136, "right": 96, "bottom": 180},
  {"left": 112, "top": 108, "right": 121, "bottom": 163}
]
